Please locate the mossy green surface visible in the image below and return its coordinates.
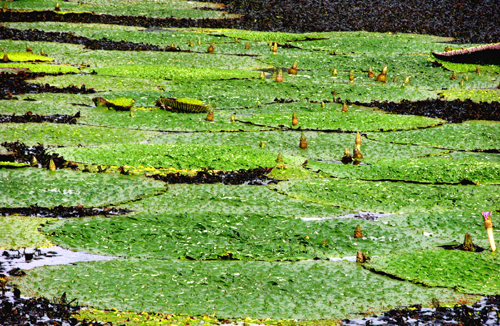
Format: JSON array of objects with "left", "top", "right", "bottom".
[
  {"left": 368, "top": 120, "right": 500, "bottom": 151},
  {"left": 124, "top": 184, "right": 350, "bottom": 218},
  {"left": 428, "top": 53, "right": 500, "bottom": 73},
  {"left": 45, "top": 207, "right": 488, "bottom": 261},
  {"left": 149, "top": 130, "right": 445, "bottom": 162},
  {"left": 81, "top": 107, "right": 265, "bottom": 132},
  {"left": 0, "top": 216, "right": 54, "bottom": 249},
  {"left": 0, "top": 63, "right": 79, "bottom": 74},
  {"left": 238, "top": 103, "right": 445, "bottom": 131},
  {"left": 0, "top": 51, "right": 53, "bottom": 62},
  {"left": 49, "top": 144, "right": 305, "bottom": 171},
  {"left": 76, "top": 309, "right": 223, "bottom": 326},
  {"left": 307, "top": 157, "right": 500, "bottom": 184},
  {"left": 367, "top": 249, "right": 500, "bottom": 295},
  {"left": 439, "top": 88, "right": 500, "bottom": 102},
  {"left": 271, "top": 178, "right": 500, "bottom": 213},
  {"left": 2, "top": 14, "right": 499, "bottom": 321},
  {"left": 88, "top": 65, "right": 257, "bottom": 80},
  {"left": 0, "top": 123, "right": 159, "bottom": 147},
  {"left": 1, "top": 0, "right": 236, "bottom": 19},
  {"left": 0, "top": 168, "right": 166, "bottom": 208},
  {"left": 16, "top": 259, "right": 471, "bottom": 319}
]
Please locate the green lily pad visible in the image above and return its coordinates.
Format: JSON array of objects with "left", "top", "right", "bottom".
[
  {"left": 238, "top": 102, "right": 445, "bottom": 131},
  {"left": 0, "top": 63, "right": 79, "bottom": 74},
  {"left": 0, "top": 51, "right": 53, "bottom": 62},
  {"left": 0, "top": 168, "right": 166, "bottom": 208},
  {"left": 44, "top": 207, "right": 471, "bottom": 261},
  {"left": 367, "top": 249, "right": 500, "bottom": 295},
  {"left": 271, "top": 178, "right": 500, "bottom": 213},
  {"left": 0, "top": 123, "right": 159, "bottom": 147},
  {"left": 15, "top": 259, "right": 471, "bottom": 319},
  {"left": 150, "top": 130, "right": 444, "bottom": 162},
  {"left": 48, "top": 144, "right": 305, "bottom": 171},
  {"left": 367, "top": 120, "right": 500, "bottom": 151},
  {"left": 125, "top": 184, "right": 349, "bottom": 218},
  {"left": 87, "top": 65, "right": 258, "bottom": 80},
  {"left": 2, "top": 0, "right": 237, "bottom": 19},
  {"left": 0, "top": 216, "right": 54, "bottom": 249},
  {"left": 428, "top": 53, "right": 500, "bottom": 73},
  {"left": 439, "top": 88, "right": 500, "bottom": 102},
  {"left": 307, "top": 157, "right": 500, "bottom": 184}
]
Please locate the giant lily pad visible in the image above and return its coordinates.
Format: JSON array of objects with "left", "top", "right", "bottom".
[
  {"left": 271, "top": 178, "right": 500, "bottom": 213},
  {"left": 150, "top": 130, "right": 445, "bottom": 162},
  {"left": 367, "top": 249, "right": 500, "bottom": 295},
  {"left": 16, "top": 259, "right": 470, "bottom": 319},
  {"left": 48, "top": 144, "right": 305, "bottom": 171},
  {"left": 0, "top": 216, "right": 54, "bottom": 249},
  {"left": 0, "top": 168, "right": 165, "bottom": 208},
  {"left": 307, "top": 157, "right": 500, "bottom": 184},
  {"left": 368, "top": 120, "right": 500, "bottom": 151},
  {"left": 0, "top": 123, "right": 159, "bottom": 147},
  {"left": 238, "top": 102, "right": 445, "bottom": 131},
  {"left": 125, "top": 184, "right": 349, "bottom": 218}
]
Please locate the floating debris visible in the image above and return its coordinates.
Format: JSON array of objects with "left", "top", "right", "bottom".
[
  {"left": 0, "top": 70, "right": 95, "bottom": 100},
  {"left": 343, "top": 99, "right": 500, "bottom": 123},
  {"left": 0, "top": 204, "right": 131, "bottom": 218},
  {"left": 0, "top": 111, "right": 80, "bottom": 124},
  {"left": 2, "top": 141, "right": 68, "bottom": 170},
  {"left": 342, "top": 296, "right": 500, "bottom": 325},
  {"left": 150, "top": 167, "right": 277, "bottom": 185}
]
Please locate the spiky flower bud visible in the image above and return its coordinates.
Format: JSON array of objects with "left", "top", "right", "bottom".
[
  {"left": 272, "top": 42, "right": 278, "bottom": 54},
  {"left": 299, "top": 133, "right": 308, "bottom": 149},
  {"left": 49, "top": 159, "right": 56, "bottom": 171},
  {"left": 206, "top": 108, "right": 214, "bottom": 121},
  {"left": 341, "top": 148, "right": 352, "bottom": 164},
  {"left": 353, "top": 147, "right": 363, "bottom": 159},
  {"left": 368, "top": 66, "right": 375, "bottom": 78},
  {"left": 354, "top": 224, "right": 363, "bottom": 238},
  {"left": 275, "top": 68, "right": 283, "bottom": 83},
  {"left": 462, "top": 233, "right": 475, "bottom": 252},
  {"left": 355, "top": 132, "right": 362, "bottom": 149},
  {"left": 207, "top": 43, "right": 215, "bottom": 53}
]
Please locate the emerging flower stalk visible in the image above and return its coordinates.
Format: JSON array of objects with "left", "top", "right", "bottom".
[{"left": 483, "top": 211, "right": 496, "bottom": 252}]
